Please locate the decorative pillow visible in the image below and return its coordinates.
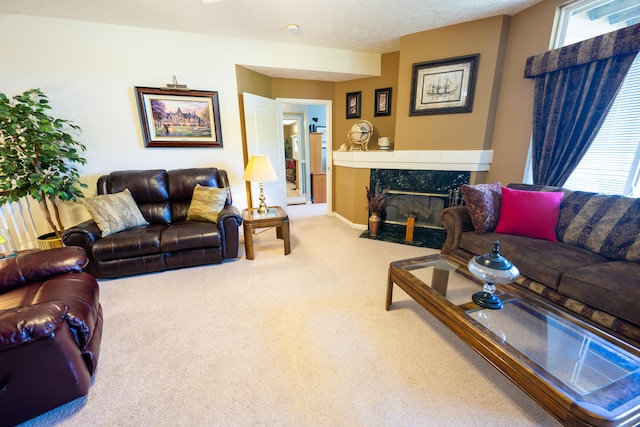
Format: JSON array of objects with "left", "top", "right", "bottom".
[
  {"left": 82, "top": 188, "right": 148, "bottom": 237},
  {"left": 494, "top": 186, "right": 564, "bottom": 242},
  {"left": 460, "top": 183, "right": 502, "bottom": 234},
  {"left": 187, "top": 185, "right": 228, "bottom": 223},
  {"left": 558, "top": 191, "right": 640, "bottom": 262}
]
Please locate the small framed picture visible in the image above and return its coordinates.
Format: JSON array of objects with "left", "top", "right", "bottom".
[
  {"left": 374, "top": 87, "right": 392, "bottom": 117},
  {"left": 346, "top": 91, "right": 361, "bottom": 119},
  {"left": 410, "top": 54, "right": 479, "bottom": 116}
]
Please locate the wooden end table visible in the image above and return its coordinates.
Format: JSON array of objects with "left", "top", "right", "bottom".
[{"left": 241, "top": 206, "right": 291, "bottom": 260}]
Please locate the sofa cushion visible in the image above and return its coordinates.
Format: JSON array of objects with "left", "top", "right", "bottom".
[
  {"left": 102, "top": 170, "right": 171, "bottom": 225},
  {"left": 91, "top": 224, "right": 165, "bottom": 261},
  {"left": 557, "top": 191, "right": 640, "bottom": 262},
  {"left": 167, "top": 168, "right": 227, "bottom": 222},
  {"left": 494, "top": 187, "right": 564, "bottom": 242},
  {"left": 82, "top": 189, "right": 149, "bottom": 237},
  {"left": 161, "top": 221, "right": 222, "bottom": 252},
  {"left": 460, "top": 231, "right": 608, "bottom": 289},
  {"left": 460, "top": 183, "right": 502, "bottom": 234},
  {"left": 559, "top": 261, "right": 640, "bottom": 326},
  {"left": 186, "top": 185, "right": 229, "bottom": 223}
]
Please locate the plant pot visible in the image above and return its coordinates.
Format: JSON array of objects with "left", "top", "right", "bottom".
[
  {"left": 369, "top": 212, "right": 381, "bottom": 237},
  {"left": 37, "top": 232, "right": 64, "bottom": 250}
]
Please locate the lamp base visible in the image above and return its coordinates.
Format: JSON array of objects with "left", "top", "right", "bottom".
[{"left": 472, "top": 291, "right": 503, "bottom": 309}]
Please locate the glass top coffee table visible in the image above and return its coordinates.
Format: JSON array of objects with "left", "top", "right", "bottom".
[{"left": 386, "top": 254, "right": 640, "bottom": 426}]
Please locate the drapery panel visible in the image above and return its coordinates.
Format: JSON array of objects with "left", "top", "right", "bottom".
[{"left": 524, "top": 23, "right": 640, "bottom": 187}]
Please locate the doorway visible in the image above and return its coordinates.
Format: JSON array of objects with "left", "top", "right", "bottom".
[
  {"left": 279, "top": 98, "right": 333, "bottom": 214},
  {"left": 283, "top": 113, "right": 308, "bottom": 205}
]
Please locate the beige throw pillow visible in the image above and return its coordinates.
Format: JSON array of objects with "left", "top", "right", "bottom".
[
  {"left": 82, "top": 188, "right": 148, "bottom": 237},
  {"left": 187, "top": 184, "right": 228, "bottom": 223}
]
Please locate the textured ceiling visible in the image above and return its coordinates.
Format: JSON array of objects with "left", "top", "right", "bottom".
[{"left": 0, "top": 0, "right": 543, "bottom": 81}]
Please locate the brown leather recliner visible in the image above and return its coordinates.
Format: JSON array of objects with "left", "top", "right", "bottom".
[
  {"left": 62, "top": 168, "right": 243, "bottom": 279},
  {"left": 0, "top": 247, "right": 103, "bottom": 427}
]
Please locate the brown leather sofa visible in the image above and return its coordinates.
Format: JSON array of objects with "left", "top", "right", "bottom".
[
  {"left": 0, "top": 247, "right": 103, "bottom": 426},
  {"left": 62, "top": 168, "right": 242, "bottom": 279}
]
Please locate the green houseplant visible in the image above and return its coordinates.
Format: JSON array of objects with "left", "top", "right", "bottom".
[{"left": 0, "top": 88, "right": 87, "bottom": 244}]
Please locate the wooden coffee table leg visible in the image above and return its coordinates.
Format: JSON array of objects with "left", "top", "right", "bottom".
[
  {"left": 243, "top": 222, "right": 255, "bottom": 260},
  {"left": 386, "top": 269, "right": 394, "bottom": 310}
]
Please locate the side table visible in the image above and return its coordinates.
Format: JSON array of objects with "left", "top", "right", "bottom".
[{"left": 241, "top": 206, "right": 291, "bottom": 260}]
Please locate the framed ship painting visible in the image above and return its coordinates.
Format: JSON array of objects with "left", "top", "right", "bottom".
[
  {"left": 135, "top": 86, "right": 223, "bottom": 147},
  {"left": 409, "top": 54, "right": 479, "bottom": 116}
]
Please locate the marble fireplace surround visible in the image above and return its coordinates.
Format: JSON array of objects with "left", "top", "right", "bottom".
[{"left": 334, "top": 150, "right": 493, "bottom": 248}]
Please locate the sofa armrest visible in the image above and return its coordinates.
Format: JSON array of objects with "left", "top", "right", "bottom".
[
  {"left": 0, "top": 302, "right": 69, "bottom": 350},
  {"left": 62, "top": 219, "right": 101, "bottom": 249},
  {"left": 218, "top": 205, "right": 242, "bottom": 226},
  {"left": 439, "top": 206, "right": 474, "bottom": 255},
  {"left": 62, "top": 220, "right": 102, "bottom": 276},
  {"left": 0, "top": 247, "right": 88, "bottom": 294},
  {"left": 217, "top": 205, "right": 242, "bottom": 259}
]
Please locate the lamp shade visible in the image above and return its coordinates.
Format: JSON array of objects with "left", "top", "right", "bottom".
[{"left": 242, "top": 155, "right": 277, "bottom": 182}]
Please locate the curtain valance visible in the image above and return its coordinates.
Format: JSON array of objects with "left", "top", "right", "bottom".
[{"left": 524, "top": 22, "right": 640, "bottom": 78}]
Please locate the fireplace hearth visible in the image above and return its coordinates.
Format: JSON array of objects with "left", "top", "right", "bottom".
[{"left": 361, "top": 169, "right": 469, "bottom": 248}]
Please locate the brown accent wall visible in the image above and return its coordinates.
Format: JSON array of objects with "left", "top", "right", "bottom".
[
  {"left": 333, "top": 52, "right": 400, "bottom": 223},
  {"left": 271, "top": 78, "right": 335, "bottom": 101},
  {"left": 395, "top": 15, "right": 510, "bottom": 151}
]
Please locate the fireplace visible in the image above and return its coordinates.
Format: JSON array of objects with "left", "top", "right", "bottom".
[
  {"left": 384, "top": 190, "right": 450, "bottom": 230},
  {"left": 363, "top": 169, "right": 469, "bottom": 248}
]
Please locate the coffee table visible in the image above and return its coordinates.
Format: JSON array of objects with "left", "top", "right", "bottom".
[{"left": 386, "top": 254, "right": 640, "bottom": 426}]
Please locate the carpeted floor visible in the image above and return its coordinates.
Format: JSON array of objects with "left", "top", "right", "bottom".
[{"left": 21, "top": 204, "right": 559, "bottom": 426}]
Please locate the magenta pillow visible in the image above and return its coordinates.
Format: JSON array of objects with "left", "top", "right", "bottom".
[
  {"left": 460, "top": 183, "right": 502, "bottom": 234},
  {"left": 494, "top": 187, "right": 564, "bottom": 242}
]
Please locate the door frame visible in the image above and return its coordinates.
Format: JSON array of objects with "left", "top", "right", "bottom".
[{"left": 277, "top": 97, "right": 333, "bottom": 214}]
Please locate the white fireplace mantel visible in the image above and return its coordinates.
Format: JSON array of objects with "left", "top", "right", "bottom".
[{"left": 332, "top": 150, "right": 493, "bottom": 171}]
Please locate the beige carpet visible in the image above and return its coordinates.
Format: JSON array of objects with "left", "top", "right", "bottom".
[{"left": 21, "top": 204, "right": 559, "bottom": 426}]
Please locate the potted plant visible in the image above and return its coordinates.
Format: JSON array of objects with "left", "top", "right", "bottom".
[
  {"left": 365, "top": 181, "right": 393, "bottom": 237},
  {"left": 0, "top": 88, "right": 87, "bottom": 248}
]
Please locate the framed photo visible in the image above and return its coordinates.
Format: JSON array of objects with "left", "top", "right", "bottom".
[
  {"left": 135, "top": 86, "right": 223, "bottom": 147},
  {"left": 374, "top": 87, "right": 392, "bottom": 117},
  {"left": 346, "top": 91, "right": 361, "bottom": 119},
  {"left": 409, "top": 54, "right": 479, "bottom": 116}
]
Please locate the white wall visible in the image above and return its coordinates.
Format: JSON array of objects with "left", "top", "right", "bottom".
[{"left": 0, "top": 14, "right": 379, "bottom": 234}]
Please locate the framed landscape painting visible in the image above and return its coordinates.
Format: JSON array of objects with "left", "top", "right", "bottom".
[
  {"left": 409, "top": 54, "right": 479, "bottom": 116},
  {"left": 135, "top": 87, "right": 223, "bottom": 147}
]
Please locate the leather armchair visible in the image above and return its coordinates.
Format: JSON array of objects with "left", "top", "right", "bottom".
[{"left": 0, "top": 247, "right": 103, "bottom": 426}]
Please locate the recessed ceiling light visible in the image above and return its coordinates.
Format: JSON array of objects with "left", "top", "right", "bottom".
[
  {"left": 202, "top": 0, "right": 222, "bottom": 4},
  {"left": 287, "top": 24, "right": 302, "bottom": 34}
]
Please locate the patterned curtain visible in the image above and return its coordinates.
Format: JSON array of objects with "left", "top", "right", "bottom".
[{"left": 524, "top": 23, "right": 640, "bottom": 187}]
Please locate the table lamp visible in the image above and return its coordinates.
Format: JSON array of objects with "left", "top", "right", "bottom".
[
  {"left": 467, "top": 241, "right": 519, "bottom": 309},
  {"left": 242, "top": 155, "right": 277, "bottom": 215}
]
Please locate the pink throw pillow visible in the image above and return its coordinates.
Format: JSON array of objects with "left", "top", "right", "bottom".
[
  {"left": 494, "top": 187, "right": 564, "bottom": 242},
  {"left": 460, "top": 183, "right": 502, "bottom": 234}
]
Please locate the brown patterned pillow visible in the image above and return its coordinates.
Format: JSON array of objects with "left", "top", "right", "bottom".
[
  {"left": 460, "top": 183, "right": 502, "bottom": 234},
  {"left": 187, "top": 184, "right": 228, "bottom": 223},
  {"left": 82, "top": 188, "right": 148, "bottom": 237}
]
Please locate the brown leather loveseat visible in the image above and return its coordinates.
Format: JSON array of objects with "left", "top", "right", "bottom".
[
  {"left": 0, "top": 247, "right": 103, "bottom": 426},
  {"left": 62, "top": 168, "right": 242, "bottom": 279}
]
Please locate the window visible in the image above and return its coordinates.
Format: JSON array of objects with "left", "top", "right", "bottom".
[{"left": 526, "top": 0, "right": 640, "bottom": 196}]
